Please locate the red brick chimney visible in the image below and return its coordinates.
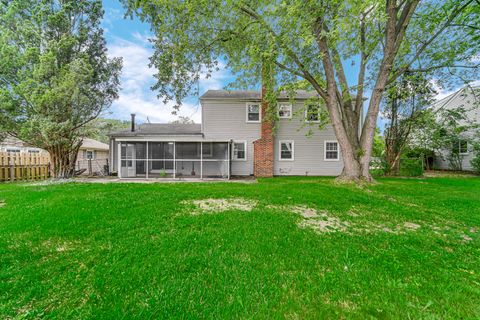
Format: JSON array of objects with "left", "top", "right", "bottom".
[{"left": 253, "top": 64, "right": 274, "bottom": 177}]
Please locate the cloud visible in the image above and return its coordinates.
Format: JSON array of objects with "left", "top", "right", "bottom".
[{"left": 105, "top": 35, "right": 233, "bottom": 124}]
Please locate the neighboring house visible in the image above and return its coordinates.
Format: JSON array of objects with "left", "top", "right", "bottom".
[
  {"left": 76, "top": 138, "right": 110, "bottom": 175},
  {"left": 431, "top": 86, "right": 480, "bottom": 171},
  {"left": 109, "top": 90, "right": 362, "bottom": 179},
  {"left": 0, "top": 135, "right": 45, "bottom": 154}
]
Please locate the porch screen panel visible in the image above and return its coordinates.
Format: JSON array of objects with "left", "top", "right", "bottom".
[
  {"left": 202, "top": 142, "right": 229, "bottom": 178},
  {"left": 148, "top": 142, "right": 174, "bottom": 178}
]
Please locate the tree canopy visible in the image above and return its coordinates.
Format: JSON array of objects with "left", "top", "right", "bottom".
[{"left": 0, "top": 0, "right": 122, "bottom": 177}]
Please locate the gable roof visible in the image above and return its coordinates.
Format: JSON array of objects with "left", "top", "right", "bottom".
[
  {"left": 81, "top": 138, "right": 109, "bottom": 150},
  {"left": 109, "top": 123, "right": 202, "bottom": 137},
  {"left": 200, "top": 89, "right": 319, "bottom": 100}
]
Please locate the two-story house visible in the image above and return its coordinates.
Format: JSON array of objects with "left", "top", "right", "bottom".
[
  {"left": 109, "top": 90, "right": 355, "bottom": 179},
  {"left": 430, "top": 85, "right": 480, "bottom": 171}
]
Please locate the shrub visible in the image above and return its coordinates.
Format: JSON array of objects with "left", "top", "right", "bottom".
[
  {"left": 471, "top": 152, "right": 480, "bottom": 174},
  {"left": 399, "top": 158, "right": 424, "bottom": 177}
]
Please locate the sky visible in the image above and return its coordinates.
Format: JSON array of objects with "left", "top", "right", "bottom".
[{"left": 100, "top": 0, "right": 470, "bottom": 126}]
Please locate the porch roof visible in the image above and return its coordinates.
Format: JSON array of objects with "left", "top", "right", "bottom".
[{"left": 109, "top": 123, "right": 202, "bottom": 138}]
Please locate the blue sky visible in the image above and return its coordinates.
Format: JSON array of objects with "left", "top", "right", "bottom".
[{"left": 101, "top": 0, "right": 461, "bottom": 126}]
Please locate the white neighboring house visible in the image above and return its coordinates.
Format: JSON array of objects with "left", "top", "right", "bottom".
[
  {"left": 0, "top": 135, "right": 46, "bottom": 154},
  {"left": 431, "top": 85, "right": 480, "bottom": 171}
]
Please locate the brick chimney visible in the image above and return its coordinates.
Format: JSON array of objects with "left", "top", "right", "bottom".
[{"left": 253, "top": 63, "right": 274, "bottom": 177}]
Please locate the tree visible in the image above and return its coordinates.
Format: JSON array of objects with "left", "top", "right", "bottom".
[
  {"left": 121, "top": 0, "right": 479, "bottom": 182},
  {"left": 86, "top": 118, "right": 130, "bottom": 144},
  {"left": 170, "top": 116, "right": 195, "bottom": 124},
  {"left": 0, "top": 0, "right": 122, "bottom": 178},
  {"left": 382, "top": 74, "right": 434, "bottom": 174}
]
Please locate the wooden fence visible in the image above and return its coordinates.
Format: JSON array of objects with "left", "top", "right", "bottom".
[{"left": 0, "top": 152, "right": 50, "bottom": 182}]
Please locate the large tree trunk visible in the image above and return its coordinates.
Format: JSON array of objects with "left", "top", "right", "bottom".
[{"left": 47, "top": 141, "right": 82, "bottom": 179}]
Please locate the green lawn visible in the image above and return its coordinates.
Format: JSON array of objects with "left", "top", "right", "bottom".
[{"left": 1, "top": 177, "right": 479, "bottom": 319}]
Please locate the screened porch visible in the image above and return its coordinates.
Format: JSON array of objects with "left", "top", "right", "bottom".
[{"left": 119, "top": 141, "right": 230, "bottom": 179}]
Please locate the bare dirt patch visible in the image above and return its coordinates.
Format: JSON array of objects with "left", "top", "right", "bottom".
[
  {"left": 298, "top": 216, "right": 350, "bottom": 234},
  {"left": 184, "top": 198, "right": 258, "bottom": 215},
  {"left": 0, "top": 200, "right": 5, "bottom": 207}
]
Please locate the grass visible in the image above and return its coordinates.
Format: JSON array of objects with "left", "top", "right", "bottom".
[{"left": 0, "top": 176, "right": 479, "bottom": 319}]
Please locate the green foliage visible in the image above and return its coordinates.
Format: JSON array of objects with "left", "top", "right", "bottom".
[
  {"left": 87, "top": 118, "right": 130, "bottom": 144},
  {"left": 470, "top": 144, "right": 480, "bottom": 174},
  {"left": 0, "top": 0, "right": 121, "bottom": 177},
  {"left": 372, "top": 127, "right": 385, "bottom": 158},
  {"left": 399, "top": 158, "right": 424, "bottom": 177}
]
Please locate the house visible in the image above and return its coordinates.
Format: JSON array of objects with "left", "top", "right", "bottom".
[
  {"left": 0, "top": 135, "right": 46, "bottom": 154},
  {"left": 76, "top": 138, "right": 110, "bottom": 175},
  {"left": 0, "top": 135, "right": 109, "bottom": 175},
  {"left": 109, "top": 90, "right": 360, "bottom": 179},
  {"left": 431, "top": 85, "right": 480, "bottom": 171}
]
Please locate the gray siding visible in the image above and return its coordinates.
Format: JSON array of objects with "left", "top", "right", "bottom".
[
  {"left": 434, "top": 148, "right": 475, "bottom": 171},
  {"left": 201, "top": 100, "right": 261, "bottom": 175},
  {"left": 202, "top": 99, "right": 344, "bottom": 176},
  {"left": 273, "top": 102, "right": 343, "bottom": 176}
]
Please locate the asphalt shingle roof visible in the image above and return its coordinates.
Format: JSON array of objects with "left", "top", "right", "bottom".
[
  {"left": 109, "top": 123, "right": 202, "bottom": 137},
  {"left": 200, "top": 89, "right": 319, "bottom": 100}
]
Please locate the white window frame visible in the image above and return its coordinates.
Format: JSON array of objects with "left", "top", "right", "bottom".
[
  {"left": 458, "top": 139, "right": 469, "bottom": 155},
  {"left": 232, "top": 141, "right": 247, "bottom": 161},
  {"left": 279, "top": 140, "right": 294, "bottom": 161},
  {"left": 28, "top": 149, "right": 40, "bottom": 153},
  {"left": 246, "top": 103, "right": 261, "bottom": 123},
  {"left": 324, "top": 140, "right": 340, "bottom": 161},
  {"left": 6, "top": 148, "right": 21, "bottom": 153},
  {"left": 305, "top": 104, "right": 321, "bottom": 123},
  {"left": 86, "top": 149, "right": 95, "bottom": 160},
  {"left": 278, "top": 103, "right": 292, "bottom": 119}
]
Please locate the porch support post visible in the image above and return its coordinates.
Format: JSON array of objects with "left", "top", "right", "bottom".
[
  {"left": 200, "top": 142, "right": 203, "bottom": 180},
  {"left": 146, "top": 141, "right": 149, "bottom": 179},
  {"left": 173, "top": 141, "right": 176, "bottom": 179},
  {"left": 227, "top": 141, "right": 231, "bottom": 180},
  {"left": 118, "top": 142, "right": 122, "bottom": 179}
]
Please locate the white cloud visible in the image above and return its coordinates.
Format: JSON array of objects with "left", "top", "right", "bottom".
[{"left": 105, "top": 35, "right": 232, "bottom": 124}]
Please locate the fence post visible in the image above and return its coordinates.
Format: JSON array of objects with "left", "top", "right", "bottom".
[{"left": 9, "top": 153, "right": 14, "bottom": 182}]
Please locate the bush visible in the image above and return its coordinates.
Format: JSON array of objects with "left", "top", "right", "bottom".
[
  {"left": 471, "top": 152, "right": 480, "bottom": 174},
  {"left": 370, "top": 157, "right": 387, "bottom": 176},
  {"left": 399, "top": 158, "right": 424, "bottom": 177}
]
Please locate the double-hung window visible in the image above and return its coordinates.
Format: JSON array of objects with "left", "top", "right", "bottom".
[
  {"left": 279, "top": 140, "right": 294, "bottom": 161},
  {"left": 452, "top": 139, "right": 469, "bottom": 155},
  {"left": 278, "top": 103, "right": 292, "bottom": 119},
  {"left": 305, "top": 104, "right": 320, "bottom": 122},
  {"left": 233, "top": 141, "right": 246, "bottom": 160},
  {"left": 324, "top": 141, "right": 339, "bottom": 161},
  {"left": 246, "top": 103, "right": 261, "bottom": 122}
]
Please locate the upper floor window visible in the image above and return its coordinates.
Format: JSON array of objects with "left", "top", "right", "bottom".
[
  {"left": 279, "top": 140, "right": 294, "bottom": 161},
  {"left": 305, "top": 104, "right": 321, "bottom": 122},
  {"left": 232, "top": 141, "right": 246, "bottom": 160},
  {"left": 452, "top": 139, "right": 468, "bottom": 155},
  {"left": 278, "top": 103, "right": 292, "bottom": 119},
  {"left": 246, "top": 103, "right": 261, "bottom": 123},
  {"left": 324, "top": 141, "right": 339, "bottom": 161}
]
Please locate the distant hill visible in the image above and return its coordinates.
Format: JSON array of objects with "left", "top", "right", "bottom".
[{"left": 87, "top": 118, "right": 130, "bottom": 144}]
